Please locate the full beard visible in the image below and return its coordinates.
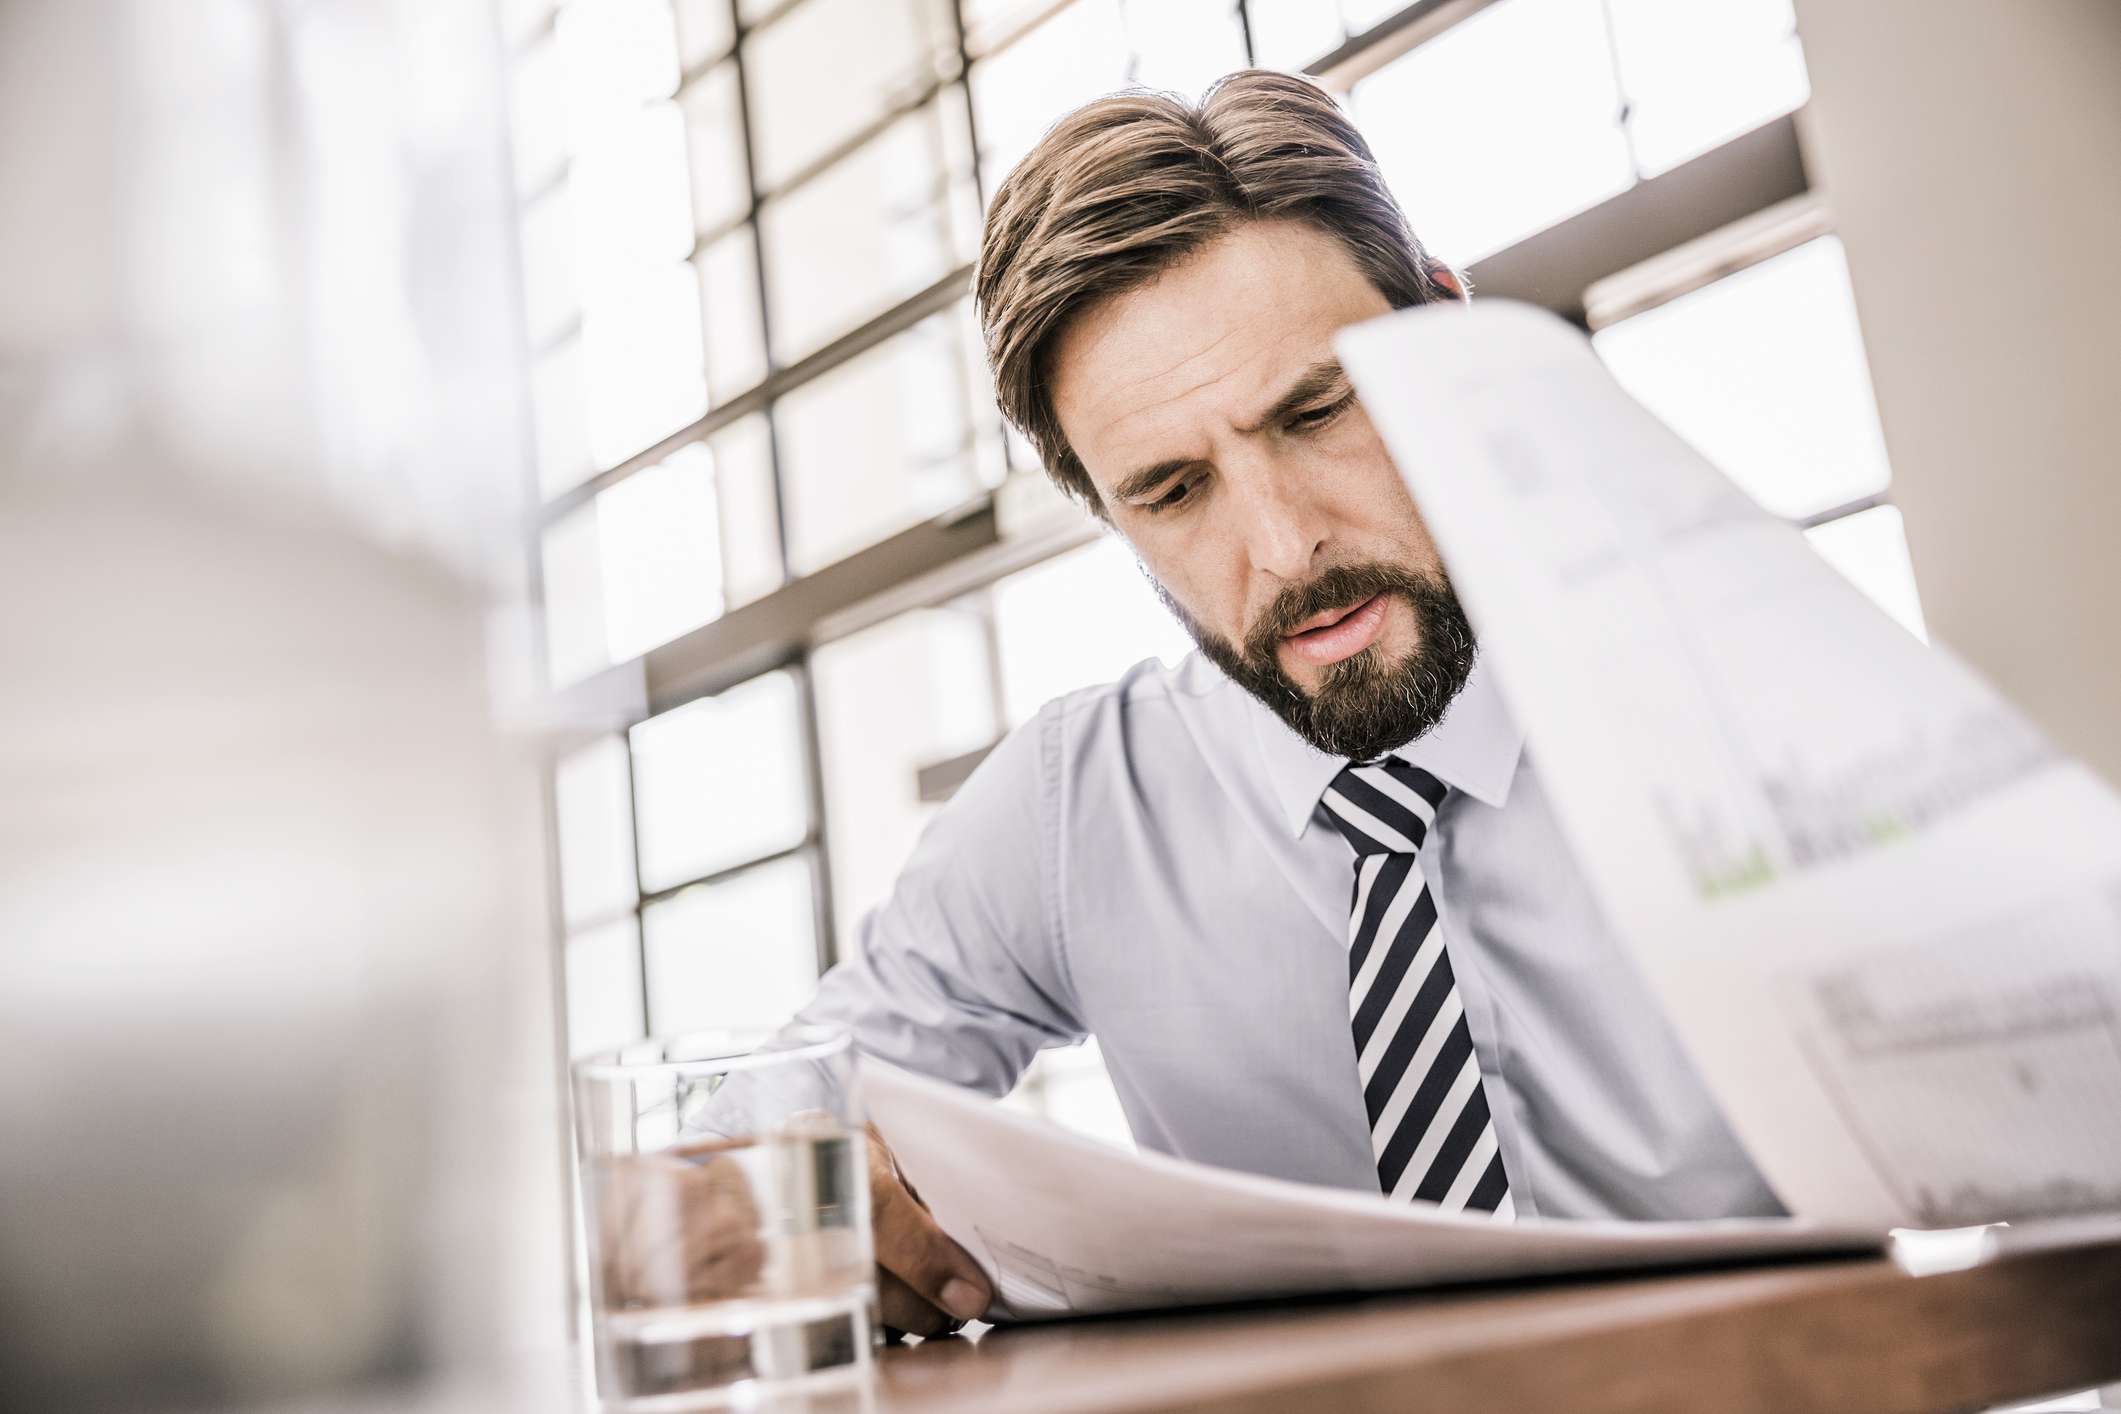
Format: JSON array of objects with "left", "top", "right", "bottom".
[{"left": 1158, "top": 561, "right": 1478, "bottom": 763}]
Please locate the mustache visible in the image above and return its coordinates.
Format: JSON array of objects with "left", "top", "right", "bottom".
[
  {"left": 1155, "top": 555, "right": 1478, "bottom": 760},
  {"left": 1242, "top": 562, "right": 1438, "bottom": 665}
]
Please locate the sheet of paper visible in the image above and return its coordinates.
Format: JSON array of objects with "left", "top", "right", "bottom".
[
  {"left": 861, "top": 1061, "right": 1876, "bottom": 1322},
  {"left": 1336, "top": 301, "right": 2121, "bottom": 1231}
]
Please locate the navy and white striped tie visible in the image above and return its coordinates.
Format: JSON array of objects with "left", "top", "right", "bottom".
[{"left": 1322, "top": 758, "right": 1513, "bottom": 1217}]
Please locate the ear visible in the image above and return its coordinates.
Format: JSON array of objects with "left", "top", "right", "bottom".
[{"left": 1429, "top": 265, "right": 1468, "bottom": 302}]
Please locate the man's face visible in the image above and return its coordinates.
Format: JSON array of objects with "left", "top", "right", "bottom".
[{"left": 1048, "top": 218, "right": 1475, "bottom": 762}]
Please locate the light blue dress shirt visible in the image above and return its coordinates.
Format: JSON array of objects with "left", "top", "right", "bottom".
[{"left": 798, "top": 650, "right": 1783, "bottom": 1221}]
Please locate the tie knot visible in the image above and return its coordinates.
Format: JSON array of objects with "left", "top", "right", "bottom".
[{"left": 1322, "top": 757, "right": 1449, "bottom": 856}]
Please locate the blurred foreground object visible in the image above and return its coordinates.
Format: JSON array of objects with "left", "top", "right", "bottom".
[
  {"left": 0, "top": 0, "right": 565, "bottom": 1408},
  {"left": 1792, "top": 0, "right": 2121, "bottom": 781}
]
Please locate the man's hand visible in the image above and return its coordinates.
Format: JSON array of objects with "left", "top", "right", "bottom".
[
  {"left": 594, "top": 1143, "right": 768, "bottom": 1309},
  {"left": 867, "top": 1124, "right": 992, "bottom": 1335}
]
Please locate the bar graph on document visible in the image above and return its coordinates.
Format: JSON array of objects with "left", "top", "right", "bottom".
[
  {"left": 1658, "top": 702, "right": 2052, "bottom": 898},
  {"left": 1784, "top": 883, "right": 2121, "bottom": 1226},
  {"left": 1475, "top": 394, "right": 2053, "bottom": 905}
]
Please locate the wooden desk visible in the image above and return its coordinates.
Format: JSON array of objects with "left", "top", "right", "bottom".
[{"left": 873, "top": 1237, "right": 2121, "bottom": 1413}]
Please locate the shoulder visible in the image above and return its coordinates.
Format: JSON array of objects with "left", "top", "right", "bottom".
[
  {"left": 898, "top": 656, "right": 1237, "bottom": 930},
  {"left": 952, "top": 653, "right": 1253, "bottom": 819},
  {"left": 1043, "top": 650, "right": 1233, "bottom": 727},
  {"left": 1018, "top": 651, "right": 1256, "bottom": 810}
]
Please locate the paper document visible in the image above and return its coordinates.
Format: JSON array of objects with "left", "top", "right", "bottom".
[
  {"left": 1336, "top": 301, "right": 2121, "bottom": 1230},
  {"left": 862, "top": 1062, "right": 1875, "bottom": 1321}
]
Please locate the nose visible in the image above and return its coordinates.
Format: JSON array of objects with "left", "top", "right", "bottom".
[{"left": 1230, "top": 456, "right": 1329, "bottom": 586}]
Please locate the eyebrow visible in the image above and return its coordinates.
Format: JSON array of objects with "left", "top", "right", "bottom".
[{"left": 1108, "top": 358, "right": 1354, "bottom": 504}]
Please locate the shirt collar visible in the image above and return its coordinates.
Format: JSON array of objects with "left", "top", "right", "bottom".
[{"left": 1247, "top": 652, "right": 1526, "bottom": 838}]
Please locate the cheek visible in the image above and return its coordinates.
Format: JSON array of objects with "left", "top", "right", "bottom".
[{"left": 1132, "top": 528, "right": 1252, "bottom": 643}]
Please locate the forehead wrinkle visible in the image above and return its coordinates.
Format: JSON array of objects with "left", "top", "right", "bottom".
[
  {"left": 1098, "top": 318, "right": 1246, "bottom": 426},
  {"left": 1100, "top": 315, "right": 1312, "bottom": 446}
]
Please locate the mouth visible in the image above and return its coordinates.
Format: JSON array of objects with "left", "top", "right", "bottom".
[{"left": 1279, "top": 592, "right": 1389, "bottom": 668}]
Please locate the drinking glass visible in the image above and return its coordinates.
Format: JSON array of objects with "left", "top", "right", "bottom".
[{"left": 573, "top": 1026, "right": 873, "bottom": 1409}]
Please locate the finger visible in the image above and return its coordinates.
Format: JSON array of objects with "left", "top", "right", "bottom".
[
  {"left": 877, "top": 1268, "right": 959, "bottom": 1339},
  {"left": 675, "top": 1158, "right": 765, "bottom": 1299},
  {"left": 869, "top": 1155, "right": 991, "bottom": 1322},
  {"left": 598, "top": 1154, "right": 767, "bottom": 1307},
  {"left": 868, "top": 1122, "right": 927, "bottom": 1209}
]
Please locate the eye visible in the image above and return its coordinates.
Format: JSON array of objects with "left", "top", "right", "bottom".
[
  {"left": 1289, "top": 392, "right": 1355, "bottom": 432},
  {"left": 1146, "top": 479, "right": 1194, "bottom": 513}
]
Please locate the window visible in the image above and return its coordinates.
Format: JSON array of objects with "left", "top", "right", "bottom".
[
  {"left": 1353, "top": 0, "right": 1807, "bottom": 267},
  {"left": 1354, "top": 0, "right": 1633, "bottom": 267},
  {"left": 969, "top": 0, "right": 1131, "bottom": 195},
  {"left": 1606, "top": 0, "right": 1807, "bottom": 176},
  {"left": 552, "top": 663, "right": 824, "bottom": 1049},
  {"left": 1595, "top": 237, "right": 1890, "bottom": 521},
  {"left": 519, "top": 185, "right": 578, "bottom": 347},
  {"left": 1121, "top": 0, "right": 1249, "bottom": 97},
  {"left": 581, "top": 262, "right": 707, "bottom": 471},
  {"left": 571, "top": 101, "right": 693, "bottom": 277},
  {"left": 556, "top": 735, "right": 644, "bottom": 1058},
  {"left": 812, "top": 606, "right": 998, "bottom": 954},
  {"left": 706, "top": 413, "right": 785, "bottom": 604},
  {"left": 566, "top": 917, "right": 647, "bottom": 1056},
  {"left": 991, "top": 537, "right": 1194, "bottom": 727},
  {"left": 531, "top": 339, "right": 592, "bottom": 500},
  {"left": 773, "top": 305, "right": 995, "bottom": 573},
  {"left": 695, "top": 222, "right": 767, "bottom": 403},
  {"left": 537, "top": 437, "right": 766, "bottom": 685},
  {"left": 967, "top": 0, "right": 1248, "bottom": 160},
  {"left": 673, "top": 0, "right": 735, "bottom": 74},
  {"left": 555, "top": 0, "right": 682, "bottom": 140},
  {"left": 509, "top": 32, "right": 570, "bottom": 196},
  {"left": 595, "top": 444, "right": 725, "bottom": 662},
  {"left": 630, "top": 668, "right": 810, "bottom": 892},
  {"left": 742, "top": 0, "right": 958, "bottom": 194},
  {"left": 643, "top": 855, "right": 821, "bottom": 1034},
  {"left": 1248, "top": 0, "right": 1528, "bottom": 67},
  {"left": 679, "top": 60, "right": 750, "bottom": 238},
  {"left": 553, "top": 734, "right": 640, "bottom": 929},
  {"left": 539, "top": 497, "right": 606, "bottom": 687},
  {"left": 758, "top": 90, "right": 980, "bottom": 363},
  {"left": 1243, "top": 0, "right": 1342, "bottom": 72},
  {"left": 1001, "top": 1038, "right": 1134, "bottom": 1150},
  {"left": 1594, "top": 236, "right": 1919, "bottom": 632},
  {"left": 503, "top": 0, "right": 562, "bottom": 48}
]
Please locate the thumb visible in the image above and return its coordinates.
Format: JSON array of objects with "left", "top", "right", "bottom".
[{"left": 869, "top": 1139, "right": 991, "bottom": 1321}]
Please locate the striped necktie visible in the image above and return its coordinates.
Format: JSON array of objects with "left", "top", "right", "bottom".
[{"left": 1321, "top": 758, "right": 1513, "bottom": 1217}]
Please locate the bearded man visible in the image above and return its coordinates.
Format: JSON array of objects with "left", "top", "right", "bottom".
[{"left": 793, "top": 70, "right": 1779, "bottom": 1336}]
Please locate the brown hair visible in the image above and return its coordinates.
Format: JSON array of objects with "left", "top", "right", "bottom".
[{"left": 975, "top": 69, "right": 1460, "bottom": 514}]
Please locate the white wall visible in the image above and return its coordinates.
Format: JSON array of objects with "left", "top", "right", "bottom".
[{"left": 1792, "top": 0, "right": 2121, "bottom": 783}]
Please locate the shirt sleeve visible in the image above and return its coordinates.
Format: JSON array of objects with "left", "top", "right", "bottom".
[{"left": 793, "top": 699, "right": 1084, "bottom": 1096}]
